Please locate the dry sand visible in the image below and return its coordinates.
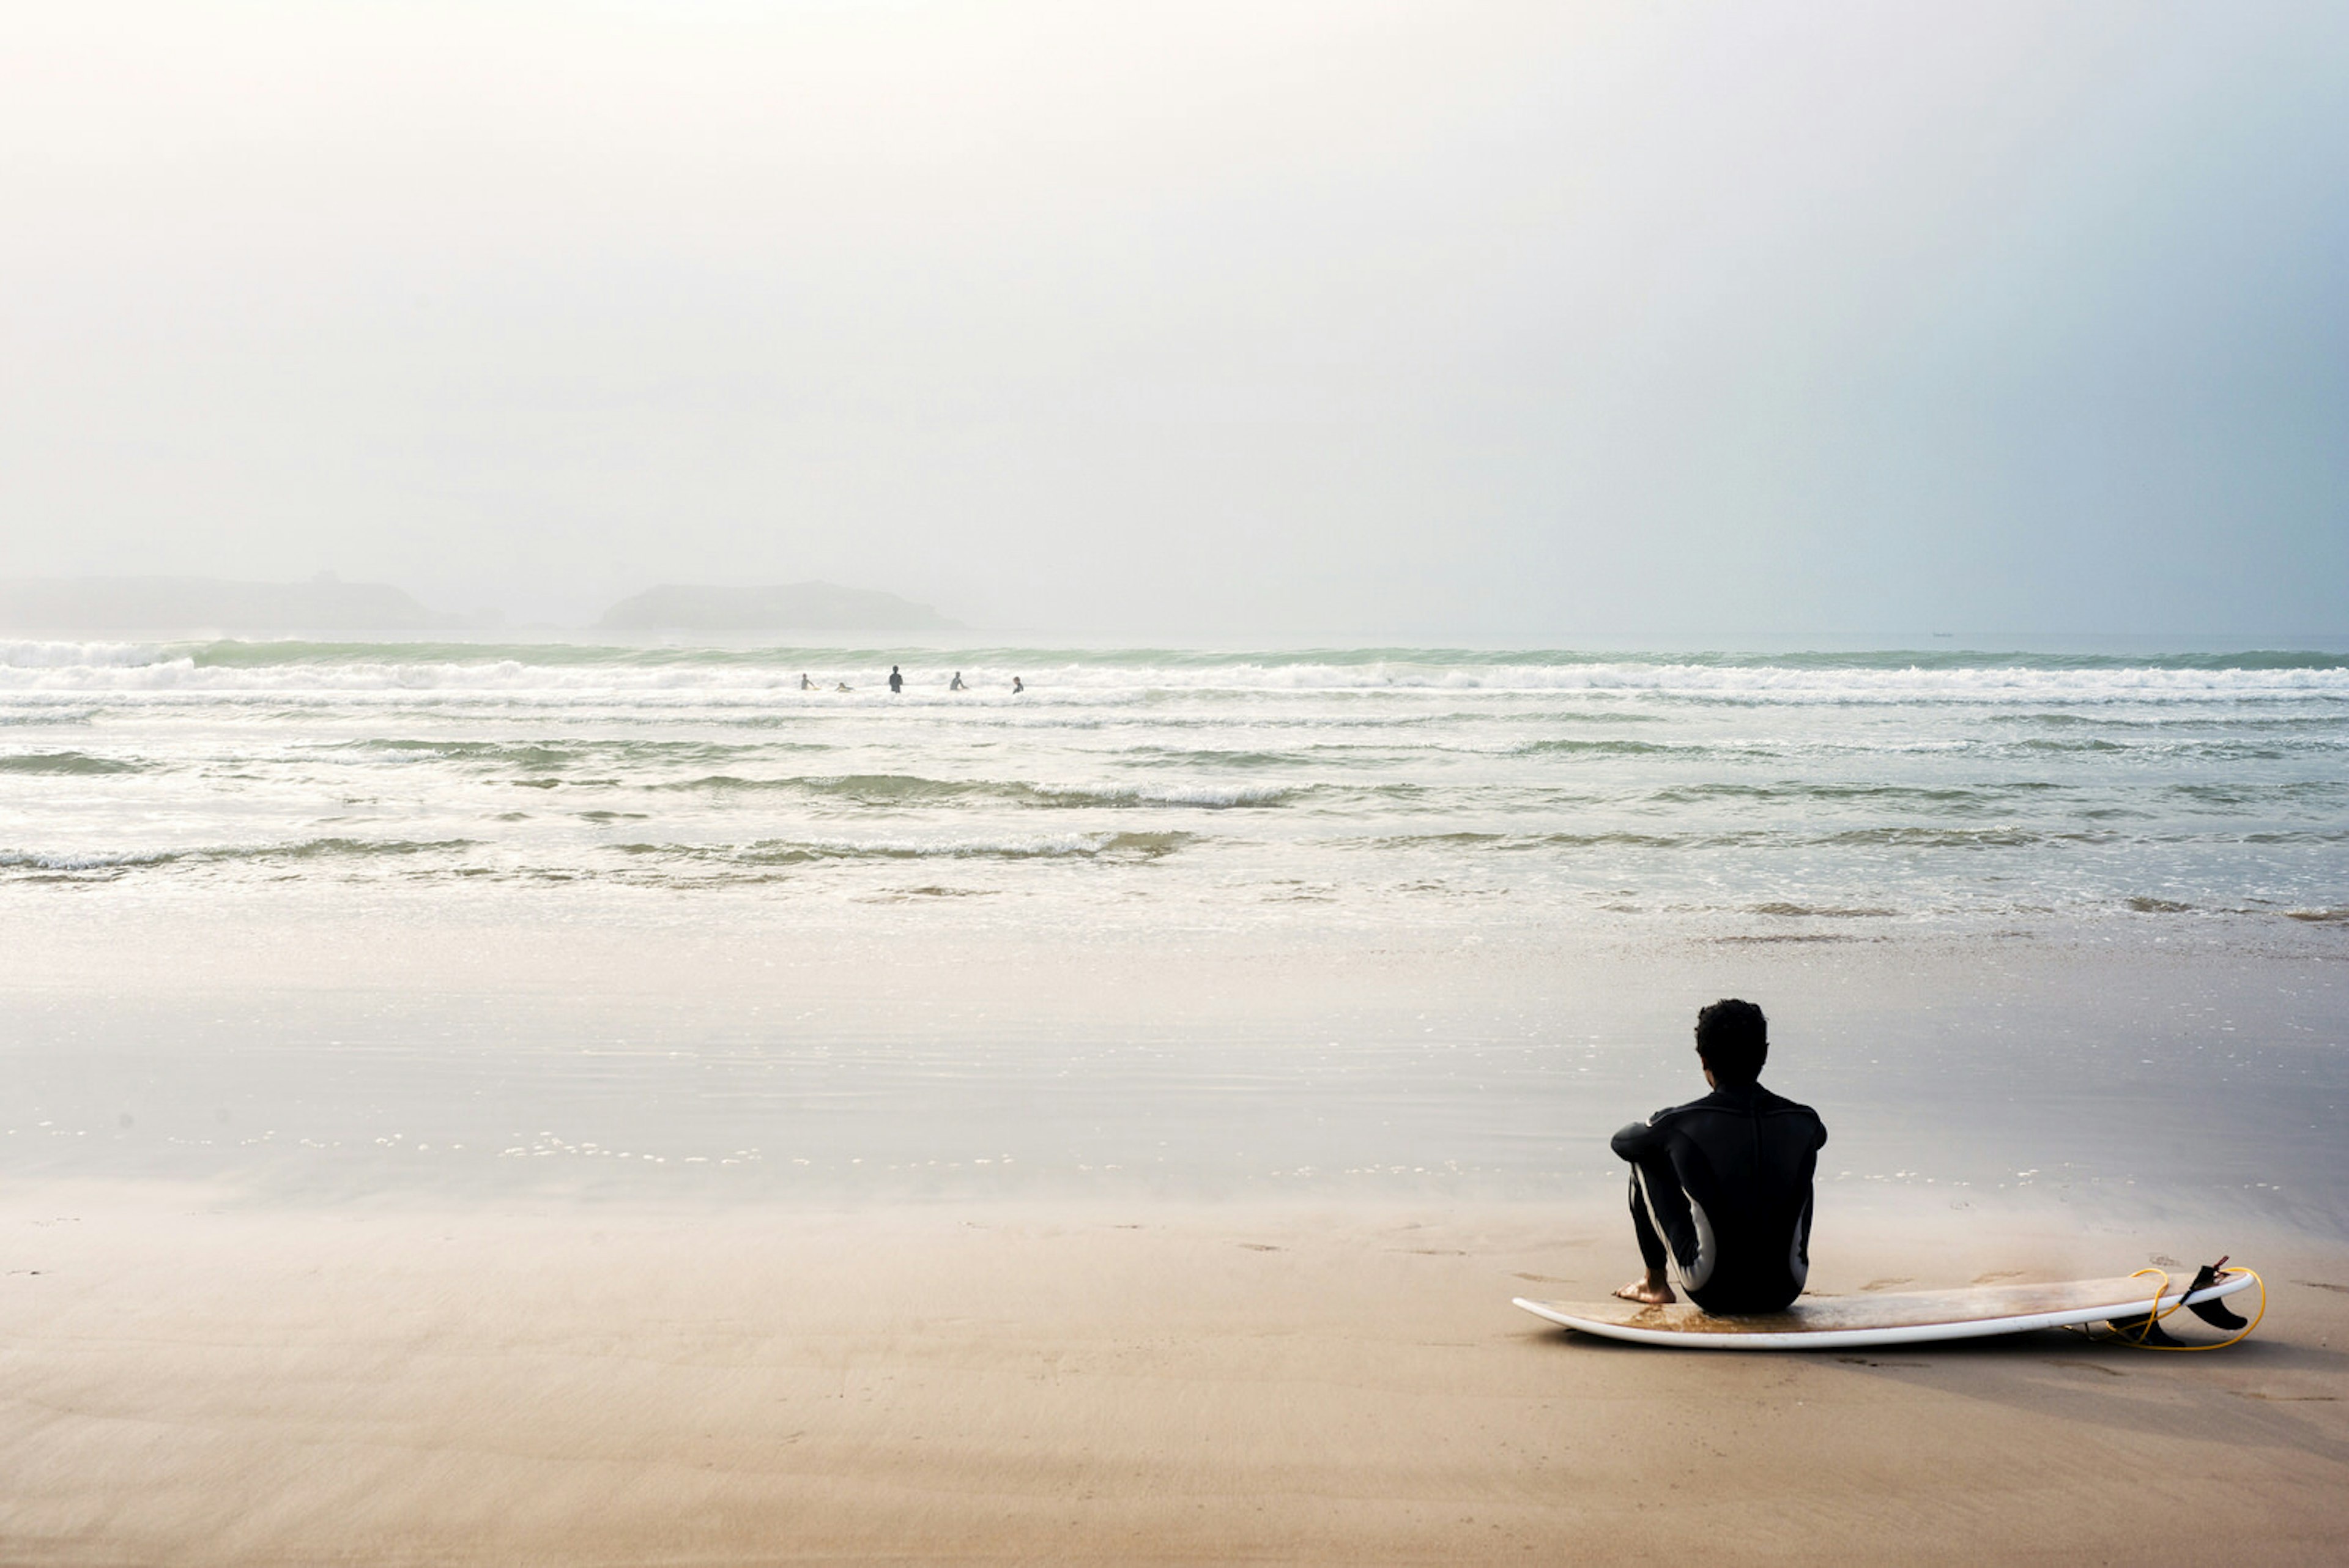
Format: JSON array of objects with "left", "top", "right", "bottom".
[{"left": 5, "top": 1187, "right": 2346, "bottom": 1565}]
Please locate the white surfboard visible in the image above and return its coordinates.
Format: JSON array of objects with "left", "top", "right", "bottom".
[{"left": 1513, "top": 1269, "right": 2257, "bottom": 1350}]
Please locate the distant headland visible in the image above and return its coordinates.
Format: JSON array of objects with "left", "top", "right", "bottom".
[
  {"left": 0, "top": 576, "right": 473, "bottom": 634},
  {"left": 595, "top": 582, "right": 961, "bottom": 633},
  {"left": 0, "top": 575, "right": 963, "bottom": 636}
]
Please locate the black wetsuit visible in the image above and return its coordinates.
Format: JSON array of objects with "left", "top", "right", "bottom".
[{"left": 1611, "top": 1082, "right": 1827, "bottom": 1314}]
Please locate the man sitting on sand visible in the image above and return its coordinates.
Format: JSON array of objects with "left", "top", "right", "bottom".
[{"left": 1611, "top": 999, "right": 1827, "bottom": 1314}]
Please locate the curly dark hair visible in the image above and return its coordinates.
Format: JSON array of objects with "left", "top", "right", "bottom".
[{"left": 1694, "top": 998, "right": 1768, "bottom": 1084}]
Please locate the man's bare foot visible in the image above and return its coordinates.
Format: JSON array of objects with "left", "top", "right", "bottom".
[{"left": 1613, "top": 1277, "right": 1677, "bottom": 1305}]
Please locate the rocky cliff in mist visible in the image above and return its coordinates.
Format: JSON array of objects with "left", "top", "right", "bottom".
[
  {"left": 0, "top": 576, "right": 466, "bottom": 633},
  {"left": 596, "top": 582, "right": 960, "bottom": 633}
]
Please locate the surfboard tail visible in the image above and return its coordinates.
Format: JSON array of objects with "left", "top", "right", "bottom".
[
  {"left": 2181, "top": 1260, "right": 2249, "bottom": 1331},
  {"left": 2107, "top": 1260, "right": 2254, "bottom": 1344}
]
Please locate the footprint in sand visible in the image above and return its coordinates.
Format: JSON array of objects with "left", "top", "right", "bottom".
[
  {"left": 2052, "top": 1361, "right": 2127, "bottom": 1377},
  {"left": 1512, "top": 1273, "right": 1569, "bottom": 1285},
  {"left": 1860, "top": 1277, "right": 1914, "bottom": 1292},
  {"left": 2294, "top": 1280, "right": 2349, "bottom": 1295},
  {"left": 1238, "top": 1243, "right": 1282, "bottom": 1252},
  {"left": 1971, "top": 1270, "right": 2028, "bottom": 1284}
]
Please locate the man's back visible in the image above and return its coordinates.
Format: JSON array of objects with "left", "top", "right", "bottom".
[{"left": 1612, "top": 1081, "right": 1827, "bottom": 1313}]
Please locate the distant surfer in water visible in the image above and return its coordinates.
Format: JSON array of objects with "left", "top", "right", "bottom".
[
  {"left": 1011, "top": 676, "right": 1024, "bottom": 694},
  {"left": 801, "top": 674, "right": 814, "bottom": 691},
  {"left": 1610, "top": 1000, "right": 1827, "bottom": 1315},
  {"left": 888, "top": 665, "right": 904, "bottom": 694},
  {"left": 950, "top": 672, "right": 965, "bottom": 691}
]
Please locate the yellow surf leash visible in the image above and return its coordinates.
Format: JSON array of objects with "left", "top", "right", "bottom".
[{"left": 2075, "top": 1263, "right": 2266, "bottom": 1351}]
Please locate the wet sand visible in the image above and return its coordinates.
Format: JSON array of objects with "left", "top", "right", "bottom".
[
  {"left": 5, "top": 1189, "right": 2347, "bottom": 1565},
  {"left": 5, "top": 904, "right": 2345, "bottom": 1222}
]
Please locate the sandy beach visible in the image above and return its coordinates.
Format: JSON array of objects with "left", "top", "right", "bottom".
[
  {"left": 5, "top": 1189, "right": 2347, "bottom": 1565},
  {"left": 4, "top": 648, "right": 2345, "bottom": 1562}
]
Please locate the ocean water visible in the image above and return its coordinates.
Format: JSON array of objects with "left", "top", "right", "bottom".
[
  {"left": 2, "top": 640, "right": 2345, "bottom": 932},
  {"left": 6, "top": 641, "right": 2345, "bottom": 1217}
]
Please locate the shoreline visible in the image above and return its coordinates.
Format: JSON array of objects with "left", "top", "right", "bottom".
[{"left": 7, "top": 909, "right": 2342, "bottom": 1227}]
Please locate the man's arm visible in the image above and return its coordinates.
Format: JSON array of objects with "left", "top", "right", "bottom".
[
  {"left": 1611, "top": 1113, "right": 1680, "bottom": 1306},
  {"left": 1610, "top": 1118, "right": 1661, "bottom": 1162}
]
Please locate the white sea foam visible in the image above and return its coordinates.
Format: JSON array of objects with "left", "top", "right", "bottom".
[
  {"left": 1030, "top": 782, "right": 1290, "bottom": 808},
  {"left": 0, "top": 847, "right": 182, "bottom": 871}
]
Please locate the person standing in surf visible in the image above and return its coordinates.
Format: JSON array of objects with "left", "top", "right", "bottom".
[
  {"left": 1610, "top": 1000, "right": 1827, "bottom": 1314},
  {"left": 888, "top": 665, "right": 904, "bottom": 694}
]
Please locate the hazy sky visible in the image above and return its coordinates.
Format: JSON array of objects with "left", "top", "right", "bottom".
[{"left": 3, "top": 1, "right": 2343, "bottom": 637}]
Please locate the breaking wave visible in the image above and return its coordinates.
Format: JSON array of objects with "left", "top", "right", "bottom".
[
  {"left": 3, "top": 641, "right": 2346, "bottom": 705},
  {"left": 0, "top": 838, "right": 478, "bottom": 875},
  {"left": 627, "top": 830, "right": 1195, "bottom": 864},
  {"left": 0, "top": 751, "right": 140, "bottom": 775}
]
